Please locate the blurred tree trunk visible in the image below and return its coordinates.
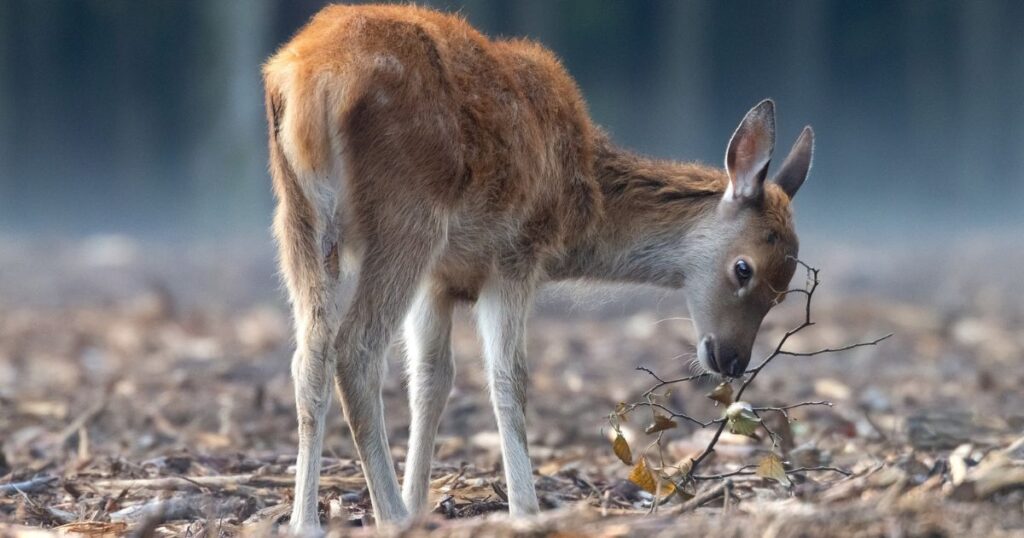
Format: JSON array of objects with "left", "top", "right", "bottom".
[
  {"left": 649, "top": 0, "right": 709, "bottom": 160},
  {"left": 1009, "top": 2, "right": 1024, "bottom": 206},
  {"left": 188, "top": 0, "right": 274, "bottom": 237},
  {"left": 0, "top": 1, "right": 10, "bottom": 218},
  {"left": 782, "top": 0, "right": 826, "bottom": 136},
  {"left": 904, "top": 2, "right": 956, "bottom": 207},
  {"left": 957, "top": 1, "right": 1001, "bottom": 216}
]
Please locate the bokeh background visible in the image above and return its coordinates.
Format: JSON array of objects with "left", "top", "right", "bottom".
[{"left": 2, "top": 0, "right": 1022, "bottom": 243}]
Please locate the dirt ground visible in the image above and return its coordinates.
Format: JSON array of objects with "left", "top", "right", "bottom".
[{"left": 1, "top": 234, "right": 1023, "bottom": 537}]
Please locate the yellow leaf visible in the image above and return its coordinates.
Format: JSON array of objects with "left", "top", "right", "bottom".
[
  {"left": 628, "top": 459, "right": 676, "bottom": 497},
  {"left": 656, "top": 473, "right": 677, "bottom": 497},
  {"left": 644, "top": 413, "right": 678, "bottom": 434},
  {"left": 756, "top": 452, "right": 792, "bottom": 487},
  {"left": 707, "top": 382, "right": 734, "bottom": 406},
  {"left": 725, "top": 401, "right": 762, "bottom": 437},
  {"left": 628, "top": 458, "right": 655, "bottom": 492},
  {"left": 612, "top": 433, "right": 633, "bottom": 465}
]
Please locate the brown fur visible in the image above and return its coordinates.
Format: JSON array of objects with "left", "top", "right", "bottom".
[
  {"left": 262, "top": 4, "right": 809, "bottom": 528},
  {"left": 264, "top": 4, "right": 798, "bottom": 299}
]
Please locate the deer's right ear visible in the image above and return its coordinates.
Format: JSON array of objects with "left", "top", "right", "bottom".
[{"left": 724, "top": 99, "right": 775, "bottom": 205}]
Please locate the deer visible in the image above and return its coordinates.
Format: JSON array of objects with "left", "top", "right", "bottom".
[{"left": 262, "top": 4, "right": 813, "bottom": 532}]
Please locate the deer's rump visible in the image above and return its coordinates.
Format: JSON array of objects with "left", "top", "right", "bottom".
[{"left": 262, "top": 4, "right": 602, "bottom": 292}]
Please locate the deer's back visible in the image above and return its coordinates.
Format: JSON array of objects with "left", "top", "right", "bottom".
[{"left": 264, "top": 4, "right": 602, "bottom": 296}]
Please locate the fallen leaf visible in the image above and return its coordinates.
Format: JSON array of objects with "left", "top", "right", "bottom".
[
  {"left": 57, "top": 521, "right": 128, "bottom": 535},
  {"left": 757, "top": 452, "right": 792, "bottom": 487},
  {"left": 612, "top": 434, "right": 632, "bottom": 465}
]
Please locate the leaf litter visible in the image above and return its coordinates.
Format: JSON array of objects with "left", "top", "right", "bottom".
[{"left": 0, "top": 238, "right": 1023, "bottom": 536}]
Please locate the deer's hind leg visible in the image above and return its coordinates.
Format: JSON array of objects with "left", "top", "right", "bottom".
[
  {"left": 331, "top": 204, "right": 445, "bottom": 523},
  {"left": 269, "top": 142, "right": 345, "bottom": 532},
  {"left": 401, "top": 282, "right": 455, "bottom": 514}
]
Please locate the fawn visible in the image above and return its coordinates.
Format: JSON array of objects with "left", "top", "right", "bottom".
[{"left": 263, "top": 4, "right": 812, "bottom": 531}]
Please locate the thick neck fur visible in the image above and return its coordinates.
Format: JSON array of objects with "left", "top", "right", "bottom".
[{"left": 547, "top": 133, "right": 729, "bottom": 287}]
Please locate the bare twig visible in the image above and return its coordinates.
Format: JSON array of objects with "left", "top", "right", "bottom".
[
  {"left": 636, "top": 366, "right": 710, "bottom": 399},
  {"left": 777, "top": 334, "right": 893, "bottom": 357},
  {"left": 612, "top": 260, "right": 886, "bottom": 508},
  {"left": 693, "top": 465, "right": 851, "bottom": 480},
  {"left": 625, "top": 401, "right": 725, "bottom": 429},
  {"left": 755, "top": 401, "right": 834, "bottom": 422}
]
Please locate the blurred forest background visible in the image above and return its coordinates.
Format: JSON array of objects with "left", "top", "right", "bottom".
[{"left": 1, "top": 0, "right": 1022, "bottom": 245}]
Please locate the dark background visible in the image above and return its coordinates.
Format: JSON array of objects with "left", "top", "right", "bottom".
[{"left": 1, "top": 0, "right": 1022, "bottom": 248}]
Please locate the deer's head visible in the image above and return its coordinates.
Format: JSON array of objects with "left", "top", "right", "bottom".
[{"left": 686, "top": 100, "right": 813, "bottom": 377}]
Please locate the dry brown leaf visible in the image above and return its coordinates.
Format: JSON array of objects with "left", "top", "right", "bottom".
[
  {"left": 612, "top": 433, "right": 632, "bottom": 465},
  {"left": 57, "top": 521, "right": 128, "bottom": 536},
  {"left": 628, "top": 459, "right": 675, "bottom": 496},
  {"left": 707, "top": 382, "right": 734, "bottom": 406},
  {"left": 757, "top": 452, "right": 792, "bottom": 487},
  {"left": 644, "top": 413, "right": 678, "bottom": 434}
]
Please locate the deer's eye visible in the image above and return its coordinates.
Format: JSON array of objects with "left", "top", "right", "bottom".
[{"left": 734, "top": 259, "right": 753, "bottom": 285}]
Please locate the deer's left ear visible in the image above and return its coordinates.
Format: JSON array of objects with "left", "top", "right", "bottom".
[
  {"left": 725, "top": 99, "right": 775, "bottom": 204},
  {"left": 770, "top": 126, "right": 814, "bottom": 199}
]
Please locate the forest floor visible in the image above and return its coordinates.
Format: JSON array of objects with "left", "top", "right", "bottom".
[{"left": 1, "top": 234, "right": 1023, "bottom": 537}]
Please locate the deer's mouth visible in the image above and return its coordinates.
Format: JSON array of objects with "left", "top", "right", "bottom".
[
  {"left": 700, "top": 334, "right": 747, "bottom": 378},
  {"left": 699, "top": 335, "right": 721, "bottom": 375}
]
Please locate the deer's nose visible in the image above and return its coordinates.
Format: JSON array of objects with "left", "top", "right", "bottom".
[
  {"left": 724, "top": 355, "right": 746, "bottom": 377},
  {"left": 716, "top": 346, "right": 748, "bottom": 378}
]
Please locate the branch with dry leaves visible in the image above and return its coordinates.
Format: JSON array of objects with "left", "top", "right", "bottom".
[{"left": 607, "top": 260, "right": 891, "bottom": 510}]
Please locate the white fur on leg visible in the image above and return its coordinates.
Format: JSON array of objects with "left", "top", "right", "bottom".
[
  {"left": 334, "top": 322, "right": 409, "bottom": 523},
  {"left": 475, "top": 276, "right": 540, "bottom": 516},
  {"left": 331, "top": 229, "right": 443, "bottom": 524},
  {"left": 289, "top": 342, "right": 334, "bottom": 532},
  {"left": 401, "top": 285, "right": 455, "bottom": 514}
]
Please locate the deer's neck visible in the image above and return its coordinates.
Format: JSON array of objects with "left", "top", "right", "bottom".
[{"left": 547, "top": 136, "right": 727, "bottom": 287}]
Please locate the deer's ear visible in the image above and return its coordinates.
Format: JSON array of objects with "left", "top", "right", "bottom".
[
  {"left": 770, "top": 126, "right": 813, "bottom": 199},
  {"left": 725, "top": 99, "right": 775, "bottom": 204}
]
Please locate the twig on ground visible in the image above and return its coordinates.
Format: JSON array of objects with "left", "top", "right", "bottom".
[
  {"left": 693, "top": 465, "right": 852, "bottom": 480},
  {"left": 88, "top": 473, "right": 365, "bottom": 492},
  {"left": 0, "top": 475, "right": 58, "bottom": 496},
  {"left": 673, "top": 482, "right": 727, "bottom": 514}
]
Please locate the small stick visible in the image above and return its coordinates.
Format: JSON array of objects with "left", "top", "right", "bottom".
[
  {"left": 777, "top": 334, "right": 892, "bottom": 357},
  {"left": 693, "top": 466, "right": 851, "bottom": 480},
  {"left": 673, "top": 482, "right": 726, "bottom": 514},
  {"left": 0, "top": 475, "right": 58, "bottom": 496},
  {"left": 110, "top": 494, "right": 249, "bottom": 524},
  {"left": 89, "top": 473, "right": 366, "bottom": 491}
]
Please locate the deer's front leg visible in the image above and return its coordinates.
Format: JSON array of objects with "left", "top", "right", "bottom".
[{"left": 475, "top": 275, "right": 540, "bottom": 516}]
